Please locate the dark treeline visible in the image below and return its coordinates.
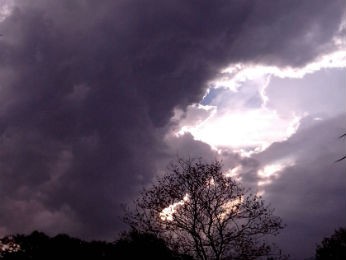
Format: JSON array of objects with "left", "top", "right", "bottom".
[
  {"left": 1, "top": 159, "right": 345, "bottom": 259},
  {"left": 0, "top": 230, "right": 192, "bottom": 260},
  {"left": 2, "top": 228, "right": 346, "bottom": 260}
]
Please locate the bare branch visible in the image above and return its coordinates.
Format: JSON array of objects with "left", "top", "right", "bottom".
[{"left": 124, "top": 158, "right": 284, "bottom": 260}]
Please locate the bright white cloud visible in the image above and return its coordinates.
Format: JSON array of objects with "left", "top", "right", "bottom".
[
  {"left": 173, "top": 76, "right": 302, "bottom": 155},
  {"left": 257, "top": 158, "right": 295, "bottom": 187},
  {"left": 225, "top": 165, "right": 242, "bottom": 178},
  {"left": 0, "top": 0, "right": 14, "bottom": 22},
  {"left": 211, "top": 49, "right": 346, "bottom": 90},
  {"left": 177, "top": 108, "right": 302, "bottom": 155},
  {"left": 160, "top": 194, "right": 189, "bottom": 221},
  {"left": 171, "top": 49, "right": 346, "bottom": 156}
]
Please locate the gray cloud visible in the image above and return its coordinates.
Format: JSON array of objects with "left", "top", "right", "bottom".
[
  {"left": 266, "top": 68, "right": 346, "bottom": 119},
  {"left": 0, "top": 0, "right": 344, "bottom": 241},
  {"left": 254, "top": 115, "right": 346, "bottom": 259}
]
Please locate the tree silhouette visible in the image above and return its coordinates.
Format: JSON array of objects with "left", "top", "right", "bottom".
[
  {"left": 125, "top": 158, "right": 285, "bottom": 260},
  {"left": 114, "top": 229, "right": 192, "bottom": 259},
  {"left": 0, "top": 231, "right": 115, "bottom": 260},
  {"left": 315, "top": 228, "right": 346, "bottom": 260},
  {"left": 0, "top": 230, "right": 189, "bottom": 259}
]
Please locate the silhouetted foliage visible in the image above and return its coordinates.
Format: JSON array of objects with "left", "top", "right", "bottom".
[
  {"left": 315, "top": 228, "right": 346, "bottom": 260},
  {"left": 115, "top": 229, "right": 193, "bottom": 259},
  {"left": 125, "top": 158, "right": 285, "bottom": 260},
  {"left": 0, "top": 231, "right": 115, "bottom": 260},
  {"left": 0, "top": 230, "right": 190, "bottom": 260}
]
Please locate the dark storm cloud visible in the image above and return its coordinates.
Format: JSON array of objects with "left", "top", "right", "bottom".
[
  {"left": 254, "top": 115, "right": 346, "bottom": 259},
  {"left": 0, "top": 0, "right": 345, "bottom": 239}
]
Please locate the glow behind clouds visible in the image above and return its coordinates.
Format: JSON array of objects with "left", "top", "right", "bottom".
[
  {"left": 0, "top": 1, "right": 345, "bottom": 258},
  {"left": 174, "top": 50, "right": 346, "bottom": 156},
  {"left": 177, "top": 106, "right": 301, "bottom": 155},
  {"left": 0, "top": 0, "right": 13, "bottom": 22}
]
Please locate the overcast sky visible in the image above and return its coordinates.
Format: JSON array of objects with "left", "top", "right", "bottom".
[{"left": 0, "top": 0, "right": 345, "bottom": 259}]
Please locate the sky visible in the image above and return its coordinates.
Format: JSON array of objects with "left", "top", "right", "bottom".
[{"left": 0, "top": 0, "right": 345, "bottom": 259}]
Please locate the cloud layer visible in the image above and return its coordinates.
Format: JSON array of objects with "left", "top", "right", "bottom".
[
  {"left": 255, "top": 115, "right": 346, "bottom": 258},
  {"left": 0, "top": 1, "right": 345, "bottom": 253}
]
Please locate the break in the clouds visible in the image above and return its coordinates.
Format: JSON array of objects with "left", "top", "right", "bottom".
[
  {"left": 175, "top": 52, "right": 346, "bottom": 155},
  {"left": 0, "top": 0, "right": 345, "bottom": 258}
]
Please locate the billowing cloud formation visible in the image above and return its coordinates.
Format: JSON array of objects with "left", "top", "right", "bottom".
[
  {"left": 0, "top": 0, "right": 345, "bottom": 246},
  {"left": 254, "top": 115, "right": 346, "bottom": 259},
  {"left": 175, "top": 47, "right": 346, "bottom": 154}
]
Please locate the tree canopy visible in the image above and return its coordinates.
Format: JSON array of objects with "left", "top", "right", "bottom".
[
  {"left": 315, "top": 227, "right": 346, "bottom": 260},
  {"left": 0, "top": 231, "right": 115, "bottom": 260},
  {"left": 125, "top": 158, "right": 285, "bottom": 260},
  {"left": 0, "top": 230, "right": 187, "bottom": 260},
  {"left": 115, "top": 229, "right": 192, "bottom": 260}
]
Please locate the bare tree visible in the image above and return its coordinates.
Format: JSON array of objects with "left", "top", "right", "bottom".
[{"left": 125, "top": 158, "right": 284, "bottom": 260}]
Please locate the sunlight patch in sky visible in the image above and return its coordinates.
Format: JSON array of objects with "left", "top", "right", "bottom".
[
  {"left": 257, "top": 158, "right": 295, "bottom": 186},
  {"left": 219, "top": 197, "right": 242, "bottom": 220},
  {"left": 212, "top": 49, "right": 346, "bottom": 90},
  {"left": 177, "top": 108, "right": 301, "bottom": 155},
  {"left": 257, "top": 158, "right": 295, "bottom": 197},
  {"left": 0, "top": 0, "right": 14, "bottom": 22},
  {"left": 160, "top": 194, "right": 189, "bottom": 221},
  {"left": 172, "top": 50, "right": 346, "bottom": 156},
  {"left": 225, "top": 166, "right": 243, "bottom": 182}
]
